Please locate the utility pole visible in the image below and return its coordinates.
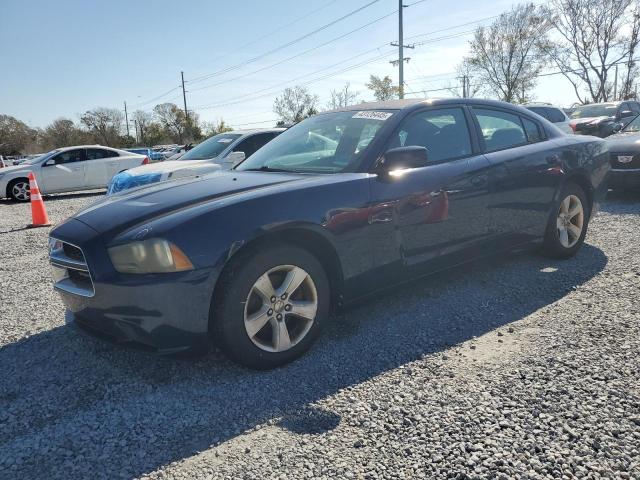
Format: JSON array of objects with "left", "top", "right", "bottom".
[
  {"left": 181, "top": 71, "right": 189, "bottom": 121},
  {"left": 613, "top": 64, "right": 619, "bottom": 100},
  {"left": 390, "top": 1, "right": 414, "bottom": 99},
  {"left": 461, "top": 75, "right": 468, "bottom": 98},
  {"left": 124, "top": 101, "right": 130, "bottom": 137}
]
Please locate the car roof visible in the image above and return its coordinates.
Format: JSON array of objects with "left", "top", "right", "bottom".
[{"left": 323, "top": 97, "right": 542, "bottom": 114}]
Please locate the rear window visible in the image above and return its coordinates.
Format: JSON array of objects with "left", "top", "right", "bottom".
[{"left": 546, "top": 108, "right": 566, "bottom": 123}]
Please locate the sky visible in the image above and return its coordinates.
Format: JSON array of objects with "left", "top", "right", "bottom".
[{"left": 0, "top": 0, "right": 575, "bottom": 131}]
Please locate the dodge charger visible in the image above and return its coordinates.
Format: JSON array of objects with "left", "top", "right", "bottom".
[{"left": 49, "top": 99, "right": 610, "bottom": 369}]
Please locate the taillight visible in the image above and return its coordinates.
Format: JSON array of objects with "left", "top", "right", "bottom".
[
  {"left": 142, "top": 156, "right": 150, "bottom": 165},
  {"left": 569, "top": 123, "right": 576, "bottom": 132}
]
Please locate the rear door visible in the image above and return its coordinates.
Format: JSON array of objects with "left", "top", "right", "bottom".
[
  {"left": 472, "top": 107, "right": 561, "bottom": 241},
  {"left": 85, "top": 148, "right": 120, "bottom": 187},
  {"left": 40, "top": 148, "right": 87, "bottom": 192}
]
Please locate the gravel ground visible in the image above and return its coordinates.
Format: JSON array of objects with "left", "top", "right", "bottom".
[{"left": 0, "top": 191, "right": 639, "bottom": 480}]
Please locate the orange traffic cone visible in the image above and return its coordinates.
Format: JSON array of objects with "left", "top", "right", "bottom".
[{"left": 27, "top": 172, "right": 51, "bottom": 228}]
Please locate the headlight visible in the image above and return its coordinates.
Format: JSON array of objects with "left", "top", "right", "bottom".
[{"left": 108, "top": 238, "right": 194, "bottom": 274}]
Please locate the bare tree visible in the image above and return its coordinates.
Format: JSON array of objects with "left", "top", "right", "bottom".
[
  {"left": 202, "top": 119, "right": 233, "bottom": 137},
  {"left": 326, "top": 83, "right": 359, "bottom": 109},
  {"left": 365, "top": 75, "right": 399, "bottom": 101},
  {"left": 0, "top": 114, "right": 37, "bottom": 155},
  {"left": 153, "top": 103, "right": 187, "bottom": 143},
  {"left": 131, "top": 110, "right": 154, "bottom": 145},
  {"left": 446, "top": 60, "right": 484, "bottom": 98},
  {"left": 465, "top": 3, "right": 550, "bottom": 103},
  {"left": 40, "top": 118, "right": 90, "bottom": 149},
  {"left": 273, "top": 86, "right": 319, "bottom": 123},
  {"left": 545, "top": 0, "right": 640, "bottom": 103},
  {"left": 80, "top": 108, "right": 124, "bottom": 146}
]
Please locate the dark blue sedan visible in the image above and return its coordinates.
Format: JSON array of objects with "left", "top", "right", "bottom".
[{"left": 49, "top": 99, "right": 610, "bottom": 368}]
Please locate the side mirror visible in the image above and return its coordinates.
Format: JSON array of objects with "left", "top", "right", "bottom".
[
  {"left": 613, "top": 123, "right": 623, "bottom": 133},
  {"left": 227, "top": 151, "right": 246, "bottom": 166},
  {"left": 620, "top": 110, "right": 635, "bottom": 119},
  {"left": 377, "top": 146, "right": 428, "bottom": 177}
]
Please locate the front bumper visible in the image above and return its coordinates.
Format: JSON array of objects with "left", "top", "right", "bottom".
[
  {"left": 608, "top": 169, "right": 640, "bottom": 190},
  {"left": 50, "top": 219, "right": 218, "bottom": 354}
]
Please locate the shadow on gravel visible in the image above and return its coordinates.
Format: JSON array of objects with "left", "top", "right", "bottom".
[
  {"left": 0, "top": 190, "right": 104, "bottom": 206},
  {"left": 602, "top": 190, "right": 640, "bottom": 214},
  {"left": 0, "top": 244, "right": 608, "bottom": 478}
]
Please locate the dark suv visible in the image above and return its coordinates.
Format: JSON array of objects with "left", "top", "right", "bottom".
[{"left": 569, "top": 101, "right": 640, "bottom": 137}]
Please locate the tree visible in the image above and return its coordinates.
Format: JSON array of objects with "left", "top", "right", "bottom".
[
  {"left": 465, "top": 3, "right": 550, "bottom": 103},
  {"left": 326, "top": 83, "right": 359, "bottom": 109},
  {"left": 40, "top": 118, "right": 90, "bottom": 150},
  {"left": 544, "top": 0, "right": 640, "bottom": 103},
  {"left": 80, "top": 107, "right": 124, "bottom": 146},
  {"left": 202, "top": 119, "right": 233, "bottom": 137},
  {"left": 365, "top": 75, "right": 399, "bottom": 101},
  {"left": 273, "top": 86, "right": 319, "bottom": 123},
  {"left": 153, "top": 103, "right": 188, "bottom": 143},
  {"left": 131, "top": 110, "right": 154, "bottom": 145},
  {"left": 0, "top": 115, "right": 37, "bottom": 155}
]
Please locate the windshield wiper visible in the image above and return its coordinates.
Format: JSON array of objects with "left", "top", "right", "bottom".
[{"left": 241, "top": 166, "right": 297, "bottom": 173}]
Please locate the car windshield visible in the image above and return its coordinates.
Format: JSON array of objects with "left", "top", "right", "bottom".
[
  {"left": 236, "top": 110, "right": 397, "bottom": 174},
  {"left": 622, "top": 114, "right": 640, "bottom": 132},
  {"left": 570, "top": 104, "right": 618, "bottom": 119},
  {"left": 21, "top": 150, "right": 59, "bottom": 165},
  {"left": 179, "top": 133, "right": 241, "bottom": 160}
]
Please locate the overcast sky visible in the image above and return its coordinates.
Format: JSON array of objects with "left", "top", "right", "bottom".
[{"left": 0, "top": 0, "right": 574, "bottom": 129}]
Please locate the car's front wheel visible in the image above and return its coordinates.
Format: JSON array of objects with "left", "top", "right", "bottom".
[
  {"left": 542, "top": 182, "right": 590, "bottom": 258},
  {"left": 212, "top": 244, "right": 330, "bottom": 369},
  {"left": 7, "top": 178, "right": 30, "bottom": 202}
]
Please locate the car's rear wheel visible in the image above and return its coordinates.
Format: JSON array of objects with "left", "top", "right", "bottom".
[
  {"left": 542, "top": 182, "right": 590, "bottom": 258},
  {"left": 212, "top": 244, "right": 330, "bottom": 369},
  {"left": 7, "top": 178, "right": 30, "bottom": 202}
]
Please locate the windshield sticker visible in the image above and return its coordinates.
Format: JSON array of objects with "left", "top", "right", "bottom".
[
  {"left": 352, "top": 111, "right": 393, "bottom": 121},
  {"left": 217, "top": 138, "right": 233, "bottom": 143}
]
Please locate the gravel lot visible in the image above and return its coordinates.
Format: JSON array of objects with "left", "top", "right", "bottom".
[{"left": 1, "top": 191, "right": 639, "bottom": 479}]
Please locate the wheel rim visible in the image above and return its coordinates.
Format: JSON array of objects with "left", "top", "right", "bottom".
[
  {"left": 12, "top": 181, "right": 30, "bottom": 201},
  {"left": 244, "top": 264, "right": 318, "bottom": 353},
  {"left": 556, "top": 194, "right": 584, "bottom": 248}
]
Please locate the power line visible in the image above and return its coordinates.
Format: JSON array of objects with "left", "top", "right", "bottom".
[
  {"left": 188, "top": 9, "right": 397, "bottom": 94},
  {"left": 187, "top": 0, "right": 339, "bottom": 83},
  {"left": 186, "top": 0, "right": 382, "bottom": 86}
]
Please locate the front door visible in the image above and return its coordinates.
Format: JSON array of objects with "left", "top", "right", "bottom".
[
  {"left": 368, "top": 106, "right": 494, "bottom": 283},
  {"left": 40, "top": 148, "right": 87, "bottom": 193}
]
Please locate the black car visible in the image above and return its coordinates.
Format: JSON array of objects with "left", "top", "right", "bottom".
[
  {"left": 570, "top": 101, "right": 640, "bottom": 137},
  {"left": 49, "top": 99, "right": 610, "bottom": 369},
  {"left": 605, "top": 113, "right": 640, "bottom": 189}
]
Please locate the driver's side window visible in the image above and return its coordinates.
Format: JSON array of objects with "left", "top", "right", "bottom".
[
  {"left": 393, "top": 107, "right": 472, "bottom": 164},
  {"left": 50, "top": 149, "right": 85, "bottom": 165}
]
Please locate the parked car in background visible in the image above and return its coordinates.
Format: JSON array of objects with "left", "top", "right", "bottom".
[
  {"left": 126, "top": 148, "right": 153, "bottom": 157},
  {"left": 569, "top": 101, "right": 640, "bottom": 137},
  {"left": 524, "top": 103, "right": 573, "bottom": 134},
  {"left": 50, "top": 99, "right": 609, "bottom": 368},
  {"left": 107, "top": 128, "right": 284, "bottom": 194},
  {"left": 0, "top": 145, "right": 149, "bottom": 201},
  {"left": 604, "top": 113, "right": 640, "bottom": 190}
]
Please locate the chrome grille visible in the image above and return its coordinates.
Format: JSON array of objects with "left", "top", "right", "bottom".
[{"left": 49, "top": 238, "right": 95, "bottom": 297}]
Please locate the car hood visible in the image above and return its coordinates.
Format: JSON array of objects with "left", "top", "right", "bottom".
[
  {"left": 570, "top": 116, "right": 612, "bottom": 126},
  {"left": 72, "top": 170, "right": 313, "bottom": 235},
  {"left": 125, "top": 159, "right": 219, "bottom": 175},
  {"left": 605, "top": 131, "right": 640, "bottom": 150},
  {"left": 0, "top": 164, "right": 33, "bottom": 175}
]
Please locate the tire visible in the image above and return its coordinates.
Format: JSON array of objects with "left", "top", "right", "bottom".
[
  {"left": 542, "top": 182, "right": 590, "bottom": 259},
  {"left": 212, "top": 244, "right": 330, "bottom": 369},
  {"left": 7, "top": 178, "right": 30, "bottom": 202}
]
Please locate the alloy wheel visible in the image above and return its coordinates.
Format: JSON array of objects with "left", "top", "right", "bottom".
[
  {"left": 556, "top": 194, "right": 584, "bottom": 248},
  {"left": 12, "top": 181, "right": 30, "bottom": 201},
  {"left": 244, "top": 264, "right": 318, "bottom": 353}
]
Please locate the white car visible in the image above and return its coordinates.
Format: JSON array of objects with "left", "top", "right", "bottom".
[
  {"left": 524, "top": 103, "right": 574, "bottom": 134},
  {"left": 0, "top": 145, "right": 149, "bottom": 201},
  {"left": 107, "top": 128, "right": 284, "bottom": 195}
]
